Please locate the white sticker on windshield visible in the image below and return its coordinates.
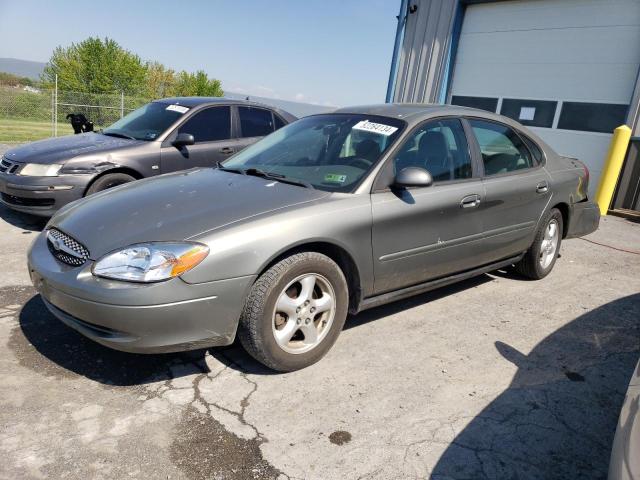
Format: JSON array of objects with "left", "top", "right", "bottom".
[
  {"left": 352, "top": 120, "right": 398, "bottom": 136},
  {"left": 166, "top": 104, "right": 189, "bottom": 114}
]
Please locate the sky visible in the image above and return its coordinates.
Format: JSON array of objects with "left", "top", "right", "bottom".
[{"left": 0, "top": 0, "right": 401, "bottom": 106}]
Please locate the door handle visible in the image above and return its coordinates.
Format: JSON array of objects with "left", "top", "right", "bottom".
[
  {"left": 460, "top": 194, "right": 481, "bottom": 208},
  {"left": 536, "top": 181, "right": 549, "bottom": 194},
  {"left": 220, "top": 147, "right": 235, "bottom": 155}
]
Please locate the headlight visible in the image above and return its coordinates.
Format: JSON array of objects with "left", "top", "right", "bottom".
[
  {"left": 92, "top": 242, "right": 209, "bottom": 282},
  {"left": 19, "top": 163, "right": 63, "bottom": 177}
]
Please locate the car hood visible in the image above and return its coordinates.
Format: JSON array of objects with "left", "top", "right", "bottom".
[
  {"left": 50, "top": 169, "right": 331, "bottom": 259},
  {"left": 3, "top": 132, "right": 142, "bottom": 164}
]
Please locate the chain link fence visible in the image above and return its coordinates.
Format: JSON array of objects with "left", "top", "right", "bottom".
[{"left": 0, "top": 83, "right": 149, "bottom": 143}]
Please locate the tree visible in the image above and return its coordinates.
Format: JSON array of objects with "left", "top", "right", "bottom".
[
  {"left": 174, "top": 70, "right": 223, "bottom": 97},
  {"left": 41, "top": 37, "right": 146, "bottom": 95},
  {"left": 144, "top": 62, "right": 177, "bottom": 99}
]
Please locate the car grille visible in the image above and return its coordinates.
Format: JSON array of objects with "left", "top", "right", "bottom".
[
  {"left": 0, "top": 157, "right": 20, "bottom": 174},
  {"left": 46, "top": 228, "right": 90, "bottom": 266}
]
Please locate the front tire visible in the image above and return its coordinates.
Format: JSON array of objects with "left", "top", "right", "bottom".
[
  {"left": 86, "top": 172, "right": 136, "bottom": 196},
  {"left": 515, "top": 208, "right": 563, "bottom": 280},
  {"left": 238, "top": 252, "right": 348, "bottom": 372}
]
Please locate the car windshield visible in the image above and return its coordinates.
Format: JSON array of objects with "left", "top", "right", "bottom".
[
  {"left": 102, "top": 102, "right": 189, "bottom": 141},
  {"left": 222, "top": 114, "right": 405, "bottom": 192}
]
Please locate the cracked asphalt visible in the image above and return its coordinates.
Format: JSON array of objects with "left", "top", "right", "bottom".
[{"left": 1, "top": 188, "right": 639, "bottom": 478}]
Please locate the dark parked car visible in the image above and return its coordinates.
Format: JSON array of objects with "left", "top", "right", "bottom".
[
  {"left": 0, "top": 97, "right": 296, "bottom": 216},
  {"left": 28, "top": 104, "right": 599, "bottom": 371}
]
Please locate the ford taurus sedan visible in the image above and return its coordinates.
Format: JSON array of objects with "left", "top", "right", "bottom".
[
  {"left": 27, "top": 104, "right": 600, "bottom": 371},
  {"left": 1, "top": 97, "right": 295, "bottom": 216}
]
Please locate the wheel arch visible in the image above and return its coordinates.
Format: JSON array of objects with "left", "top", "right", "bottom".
[
  {"left": 551, "top": 202, "right": 569, "bottom": 238},
  {"left": 257, "top": 241, "right": 363, "bottom": 315}
]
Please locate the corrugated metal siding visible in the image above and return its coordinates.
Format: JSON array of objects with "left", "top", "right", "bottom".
[{"left": 393, "top": 0, "right": 458, "bottom": 103}]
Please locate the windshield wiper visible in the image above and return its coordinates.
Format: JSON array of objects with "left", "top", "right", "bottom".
[
  {"left": 101, "top": 131, "right": 137, "bottom": 140},
  {"left": 243, "top": 168, "right": 314, "bottom": 189}
]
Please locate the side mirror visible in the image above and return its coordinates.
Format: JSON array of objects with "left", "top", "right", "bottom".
[
  {"left": 393, "top": 167, "right": 433, "bottom": 188},
  {"left": 173, "top": 133, "right": 195, "bottom": 148}
]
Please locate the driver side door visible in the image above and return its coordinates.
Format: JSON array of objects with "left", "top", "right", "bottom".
[
  {"left": 371, "top": 118, "right": 486, "bottom": 294},
  {"left": 160, "top": 106, "right": 240, "bottom": 173}
]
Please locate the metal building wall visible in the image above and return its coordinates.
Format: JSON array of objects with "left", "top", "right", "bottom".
[{"left": 392, "top": 0, "right": 458, "bottom": 104}]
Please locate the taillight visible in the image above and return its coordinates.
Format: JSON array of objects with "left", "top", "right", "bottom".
[{"left": 582, "top": 162, "right": 590, "bottom": 186}]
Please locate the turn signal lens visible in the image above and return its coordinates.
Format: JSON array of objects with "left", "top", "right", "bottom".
[{"left": 171, "top": 246, "right": 210, "bottom": 276}]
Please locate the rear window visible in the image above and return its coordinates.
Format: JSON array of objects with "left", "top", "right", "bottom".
[{"left": 239, "top": 107, "right": 274, "bottom": 137}]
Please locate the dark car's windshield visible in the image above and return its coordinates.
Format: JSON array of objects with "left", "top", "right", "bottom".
[
  {"left": 102, "top": 102, "right": 189, "bottom": 141},
  {"left": 222, "top": 114, "right": 405, "bottom": 192}
]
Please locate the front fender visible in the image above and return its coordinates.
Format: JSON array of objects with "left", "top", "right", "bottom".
[{"left": 180, "top": 194, "right": 375, "bottom": 295}]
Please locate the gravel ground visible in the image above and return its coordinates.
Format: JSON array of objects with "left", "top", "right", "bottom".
[{"left": 0, "top": 144, "right": 639, "bottom": 479}]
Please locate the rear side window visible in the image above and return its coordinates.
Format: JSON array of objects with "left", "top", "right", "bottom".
[
  {"left": 469, "top": 119, "right": 534, "bottom": 176},
  {"left": 393, "top": 118, "right": 472, "bottom": 182},
  {"left": 178, "top": 106, "right": 231, "bottom": 143},
  {"left": 239, "top": 107, "right": 274, "bottom": 137},
  {"left": 274, "top": 114, "right": 286, "bottom": 130},
  {"left": 521, "top": 135, "right": 544, "bottom": 165}
]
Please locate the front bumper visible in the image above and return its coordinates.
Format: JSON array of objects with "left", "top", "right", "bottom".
[
  {"left": 27, "top": 232, "right": 255, "bottom": 353},
  {"left": 566, "top": 200, "right": 601, "bottom": 238},
  {"left": 0, "top": 172, "right": 88, "bottom": 217}
]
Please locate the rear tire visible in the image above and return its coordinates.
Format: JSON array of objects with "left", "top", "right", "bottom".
[
  {"left": 237, "top": 252, "right": 348, "bottom": 372},
  {"left": 515, "top": 208, "right": 563, "bottom": 280},
  {"left": 86, "top": 173, "right": 136, "bottom": 196}
]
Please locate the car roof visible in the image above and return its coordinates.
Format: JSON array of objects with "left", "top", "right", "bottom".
[
  {"left": 154, "top": 97, "right": 297, "bottom": 121},
  {"left": 332, "top": 103, "right": 511, "bottom": 126}
]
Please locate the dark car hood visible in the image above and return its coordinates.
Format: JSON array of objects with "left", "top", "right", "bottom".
[
  {"left": 3, "top": 132, "right": 142, "bottom": 164},
  {"left": 51, "top": 169, "right": 331, "bottom": 259}
]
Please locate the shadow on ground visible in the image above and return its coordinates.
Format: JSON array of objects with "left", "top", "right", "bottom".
[
  {"left": 12, "top": 289, "right": 210, "bottom": 386},
  {"left": 13, "top": 274, "right": 496, "bottom": 384},
  {"left": 0, "top": 204, "right": 47, "bottom": 231},
  {"left": 431, "top": 293, "right": 640, "bottom": 480}
]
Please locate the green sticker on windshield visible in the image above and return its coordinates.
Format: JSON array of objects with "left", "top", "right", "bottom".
[{"left": 324, "top": 173, "right": 347, "bottom": 183}]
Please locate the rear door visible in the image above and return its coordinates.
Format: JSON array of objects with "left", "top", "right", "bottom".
[
  {"left": 466, "top": 118, "right": 552, "bottom": 262},
  {"left": 371, "top": 118, "right": 486, "bottom": 294},
  {"left": 160, "top": 106, "right": 239, "bottom": 172}
]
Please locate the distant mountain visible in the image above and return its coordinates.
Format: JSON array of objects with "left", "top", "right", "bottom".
[{"left": 0, "top": 58, "right": 46, "bottom": 79}]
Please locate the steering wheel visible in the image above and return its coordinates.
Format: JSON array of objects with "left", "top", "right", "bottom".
[{"left": 348, "top": 157, "right": 373, "bottom": 170}]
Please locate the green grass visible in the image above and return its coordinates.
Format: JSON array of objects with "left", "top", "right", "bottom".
[{"left": 0, "top": 118, "right": 74, "bottom": 143}]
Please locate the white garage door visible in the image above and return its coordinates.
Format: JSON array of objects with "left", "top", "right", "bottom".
[{"left": 449, "top": 0, "right": 640, "bottom": 194}]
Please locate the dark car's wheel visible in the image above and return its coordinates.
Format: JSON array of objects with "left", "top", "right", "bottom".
[
  {"left": 238, "top": 252, "right": 348, "bottom": 372},
  {"left": 515, "top": 207, "right": 563, "bottom": 280},
  {"left": 86, "top": 173, "right": 136, "bottom": 196}
]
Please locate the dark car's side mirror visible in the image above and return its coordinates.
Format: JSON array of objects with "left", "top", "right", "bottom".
[
  {"left": 173, "top": 133, "right": 195, "bottom": 148},
  {"left": 393, "top": 167, "right": 433, "bottom": 189}
]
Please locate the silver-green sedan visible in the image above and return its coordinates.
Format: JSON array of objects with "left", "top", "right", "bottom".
[{"left": 28, "top": 104, "right": 600, "bottom": 371}]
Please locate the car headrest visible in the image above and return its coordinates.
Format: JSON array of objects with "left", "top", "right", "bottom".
[
  {"left": 355, "top": 139, "right": 381, "bottom": 161},
  {"left": 419, "top": 131, "right": 448, "bottom": 160}
]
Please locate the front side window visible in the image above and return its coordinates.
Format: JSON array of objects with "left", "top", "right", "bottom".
[
  {"left": 392, "top": 118, "right": 472, "bottom": 182},
  {"left": 178, "top": 106, "right": 231, "bottom": 143},
  {"left": 103, "top": 102, "right": 188, "bottom": 141},
  {"left": 239, "top": 107, "right": 274, "bottom": 137},
  {"left": 469, "top": 119, "right": 533, "bottom": 175},
  {"left": 223, "top": 114, "right": 405, "bottom": 192}
]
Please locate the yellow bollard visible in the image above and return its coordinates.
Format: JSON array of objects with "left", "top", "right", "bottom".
[{"left": 595, "top": 125, "right": 632, "bottom": 216}]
